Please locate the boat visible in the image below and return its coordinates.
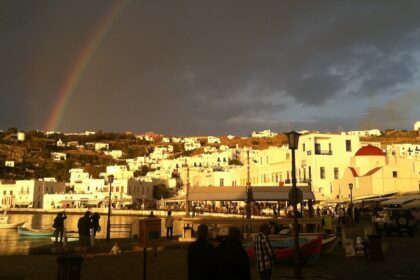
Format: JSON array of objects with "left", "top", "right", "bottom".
[
  {"left": 0, "top": 214, "right": 25, "bottom": 229},
  {"left": 245, "top": 234, "right": 323, "bottom": 265},
  {"left": 320, "top": 234, "right": 338, "bottom": 255},
  {"left": 18, "top": 226, "right": 54, "bottom": 237},
  {"left": 270, "top": 232, "right": 338, "bottom": 255}
]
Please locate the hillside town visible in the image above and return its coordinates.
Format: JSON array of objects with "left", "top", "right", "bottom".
[{"left": 0, "top": 122, "right": 420, "bottom": 211}]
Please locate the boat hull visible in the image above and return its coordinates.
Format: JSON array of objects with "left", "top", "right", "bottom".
[
  {"left": 0, "top": 222, "right": 25, "bottom": 229},
  {"left": 18, "top": 226, "right": 54, "bottom": 237},
  {"left": 246, "top": 235, "right": 323, "bottom": 265}
]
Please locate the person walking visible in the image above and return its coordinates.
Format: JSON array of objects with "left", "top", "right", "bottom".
[
  {"left": 254, "top": 223, "right": 275, "bottom": 280},
  {"left": 53, "top": 211, "right": 67, "bottom": 243},
  {"left": 165, "top": 211, "right": 175, "bottom": 238},
  {"left": 78, "top": 211, "right": 92, "bottom": 257},
  {"left": 187, "top": 224, "right": 217, "bottom": 280},
  {"left": 216, "top": 227, "right": 250, "bottom": 280}
]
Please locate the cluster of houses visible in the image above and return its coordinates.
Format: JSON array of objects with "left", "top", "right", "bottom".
[{"left": 1, "top": 125, "right": 420, "bottom": 209}]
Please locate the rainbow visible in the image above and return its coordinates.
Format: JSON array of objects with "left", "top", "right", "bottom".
[{"left": 45, "top": 0, "right": 130, "bottom": 132}]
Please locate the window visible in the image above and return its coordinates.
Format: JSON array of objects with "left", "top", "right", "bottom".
[
  {"left": 302, "top": 143, "right": 306, "bottom": 152},
  {"left": 346, "top": 140, "right": 352, "bottom": 152},
  {"left": 220, "top": 178, "right": 224, "bottom": 186},
  {"left": 232, "top": 181, "right": 237, "bottom": 186},
  {"left": 334, "top": 168, "right": 339, "bottom": 179},
  {"left": 315, "top": 143, "right": 321, "bottom": 154},
  {"left": 392, "top": 171, "right": 398, "bottom": 178},
  {"left": 320, "top": 167, "right": 326, "bottom": 179},
  {"left": 10, "top": 190, "right": 13, "bottom": 195}
]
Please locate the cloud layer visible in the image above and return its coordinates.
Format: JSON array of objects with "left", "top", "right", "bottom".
[{"left": 1, "top": 1, "right": 420, "bottom": 135}]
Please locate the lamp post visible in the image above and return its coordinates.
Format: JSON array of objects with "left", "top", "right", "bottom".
[
  {"left": 106, "top": 175, "right": 114, "bottom": 241},
  {"left": 185, "top": 159, "right": 190, "bottom": 217},
  {"left": 348, "top": 183, "right": 353, "bottom": 205},
  {"left": 286, "top": 131, "right": 302, "bottom": 279},
  {"left": 246, "top": 149, "right": 252, "bottom": 220}
]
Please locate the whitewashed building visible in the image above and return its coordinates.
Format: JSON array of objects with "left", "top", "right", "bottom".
[
  {"left": 0, "top": 179, "right": 66, "bottom": 208},
  {"left": 414, "top": 121, "right": 420, "bottom": 131},
  {"left": 95, "top": 143, "right": 109, "bottom": 151},
  {"left": 295, "top": 132, "right": 362, "bottom": 200},
  {"left": 208, "top": 136, "right": 221, "bottom": 144},
  {"left": 252, "top": 130, "right": 278, "bottom": 138},
  {"left": 332, "top": 145, "right": 420, "bottom": 201}
]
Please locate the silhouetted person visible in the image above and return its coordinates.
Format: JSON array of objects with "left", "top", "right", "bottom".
[
  {"left": 165, "top": 211, "right": 175, "bottom": 238},
  {"left": 187, "top": 224, "right": 216, "bottom": 280},
  {"left": 53, "top": 211, "right": 67, "bottom": 243},
  {"left": 91, "top": 212, "right": 100, "bottom": 237},
  {"left": 78, "top": 211, "right": 92, "bottom": 257},
  {"left": 354, "top": 207, "right": 360, "bottom": 225},
  {"left": 216, "top": 227, "right": 250, "bottom": 280}
]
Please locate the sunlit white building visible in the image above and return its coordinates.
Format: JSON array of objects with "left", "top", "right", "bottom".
[{"left": 332, "top": 145, "right": 420, "bottom": 201}]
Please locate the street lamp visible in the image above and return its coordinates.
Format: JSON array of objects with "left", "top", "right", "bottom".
[
  {"left": 349, "top": 183, "right": 354, "bottom": 222},
  {"left": 348, "top": 183, "right": 353, "bottom": 205},
  {"left": 106, "top": 175, "right": 114, "bottom": 241},
  {"left": 286, "top": 131, "right": 302, "bottom": 279}
]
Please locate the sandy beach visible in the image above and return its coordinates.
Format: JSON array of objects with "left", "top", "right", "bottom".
[{"left": 1, "top": 231, "right": 420, "bottom": 280}]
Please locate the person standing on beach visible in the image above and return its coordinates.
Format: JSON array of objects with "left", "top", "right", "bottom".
[
  {"left": 254, "top": 223, "right": 275, "bottom": 280},
  {"left": 53, "top": 211, "right": 67, "bottom": 243},
  {"left": 216, "top": 227, "right": 250, "bottom": 280},
  {"left": 165, "top": 211, "right": 175, "bottom": 238},
  {"left": 187, "top": 224, "right": 216, "bottom": 280},
  {"left": 78, "top": 211, "right": 92, "bottom": 257}
]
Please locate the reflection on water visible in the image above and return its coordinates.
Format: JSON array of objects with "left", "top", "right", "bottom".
[{"left": 0, "top": 213, "right": 184, "bottom": 255}]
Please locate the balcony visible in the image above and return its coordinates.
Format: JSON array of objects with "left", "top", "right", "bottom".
[{"left": 314, "top": 150, "right": 333, "bottom": 155}]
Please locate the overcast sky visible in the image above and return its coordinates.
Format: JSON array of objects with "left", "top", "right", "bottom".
[{"left": 1, "top": 1, "right": 420, "bottom": 136}]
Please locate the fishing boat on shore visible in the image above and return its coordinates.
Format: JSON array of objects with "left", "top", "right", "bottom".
[
  {"left": 270, "top": 232, "right": 338, "bottom": 255},
  {"left": 18, "top": 226, "right": 54, "bottom": 237},
  {"left": 0, "top": 213, "right": 25, "bottom": 229},
  {"left": 245, "top": 234, "right": 323, "bottom": 264}
]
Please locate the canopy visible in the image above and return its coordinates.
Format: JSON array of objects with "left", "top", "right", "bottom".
[
  {"left": 187, "top": 186, "right": 315, "bottom": 201},
  {"left": 380, "top": 195, "right": 420, "bottom": 206}
]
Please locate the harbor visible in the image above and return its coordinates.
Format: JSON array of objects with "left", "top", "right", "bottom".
[{"left": 0, "top": 224, "right": 419, "bottom": 279}]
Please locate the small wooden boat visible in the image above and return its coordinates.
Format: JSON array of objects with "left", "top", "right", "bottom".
[
  {"left": 320, "top": 234, "right": 338, "bottom": 255},
  {"left": 245, "top": 235, "right": 323, "bottom": 265},
  {"left": 0, "top": 214, "right": 25, "bottom": 229},
  {"left": 270, "top": 232, "right": 338, "bottom": 255},
  {"left": 18, "top": 226, "right": 54, "bottom": 237}
]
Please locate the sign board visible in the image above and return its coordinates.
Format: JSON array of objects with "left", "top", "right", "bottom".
[
  {"left": 139, "top": 217, "right": 161, "bottom": 248},
  {"left": 288, "top": 188, "right": 303, "bottom": 205}
]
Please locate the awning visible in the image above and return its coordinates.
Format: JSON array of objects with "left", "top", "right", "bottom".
[
  {"left": 252, "top": 186, "right": 315, "bottom": 201},
  {"left": 401, "top": 200, "right": 420, "bottom": 209},
  {"left": 188, "top": 186, "right": 247, "bottom": 201},
  {"left": 187, "top": 186, "right": 315, "bottom": 201},
  {"left": 380, "top": 195, "right": 420, "bottom": 206}
]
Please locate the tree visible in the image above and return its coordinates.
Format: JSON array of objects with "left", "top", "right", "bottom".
[{"left": 153, "top": 184, "right": 171, "bottom": 200}]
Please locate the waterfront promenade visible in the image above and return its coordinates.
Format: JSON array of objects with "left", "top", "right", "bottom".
[{"left": 1, "top": 230, "right": 420, "bottom": 280}]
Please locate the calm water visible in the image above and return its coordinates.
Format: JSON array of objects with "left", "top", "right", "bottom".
[{"left": 0, "top": 213, "right": 184, "bottom": 255}]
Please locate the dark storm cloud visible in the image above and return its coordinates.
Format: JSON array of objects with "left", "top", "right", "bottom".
[
  {"left": 1, "top": 1, "right": 420, "bottom": 134},
  {"left": 358, "top": 91, "right": 420, "bottom": 130}
]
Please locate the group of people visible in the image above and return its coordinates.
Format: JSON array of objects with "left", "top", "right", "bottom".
[
  {"left": 187, "top": 223, "right": 276, "bottom": 280},
  {"left": 52, "top": 210, "right": 101, "bottom": 257},
  {"left": 77, "top": 211, "right": 101, "bottom": 256}
]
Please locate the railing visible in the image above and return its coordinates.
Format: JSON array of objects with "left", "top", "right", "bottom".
[{"left": 110, "top": 223, "right": 132, "bottom": 238}]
